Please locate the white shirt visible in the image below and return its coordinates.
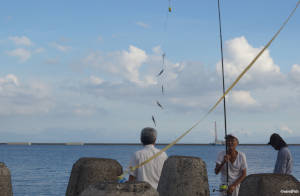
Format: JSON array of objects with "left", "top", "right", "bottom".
[
  {"left": 216, "top": 150, "right": 247, "bottom": 196},
  {"left": 128, "top": 144, "right": 168, "bottom": 189}
]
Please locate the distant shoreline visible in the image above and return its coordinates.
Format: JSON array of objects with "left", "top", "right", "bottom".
[{"left": 0, "top": 142, "right": 299, "bottom": 146}]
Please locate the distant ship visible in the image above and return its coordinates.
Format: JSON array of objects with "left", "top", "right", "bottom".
[{"left": 210, "top": 121, "right": 225, "bottom": 145}]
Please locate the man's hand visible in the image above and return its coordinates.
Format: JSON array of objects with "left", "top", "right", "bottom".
[
  {"left": 215, "top": 154, "right": 231, "bottom": 174},
  {"left": 223, "top": 154, "right": 230, "bottom": 163},
  {"left": 227, "top": 184, "right": 236, "bottom": 194}
]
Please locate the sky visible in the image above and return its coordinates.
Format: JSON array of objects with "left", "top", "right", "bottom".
[{"left": 0, "top": 0, "right": 300, "bottom": 143}]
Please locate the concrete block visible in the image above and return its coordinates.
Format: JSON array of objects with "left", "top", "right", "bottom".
[
  {"left": 157, "top": 155, "right": 209, "bottom": 196},
  {"left": 79, "top": 181, "right": 159, "bottom": 196},
  {"left": 66, "top": 158, "right": 123, "bottom": 196},
  {"left": 239, "top": 173, "right": 300, "bottom": 196},
  {"left": 0, "top": 162, "right": 13, "bottom": 196}
]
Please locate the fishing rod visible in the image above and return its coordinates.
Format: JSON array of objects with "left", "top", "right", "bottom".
[{"left": 217, "top": 0, "right": 229, "bottom": 195}]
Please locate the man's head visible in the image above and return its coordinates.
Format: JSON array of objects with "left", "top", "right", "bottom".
[
  {"left": 225, "top": 134, "right": 239, "bottom": 152},
  {"left": 140, "top": 127, "right": 157, "bottom": 145},
  {"left": 268, "top": 133, "right": 287, "bottom": 150}
]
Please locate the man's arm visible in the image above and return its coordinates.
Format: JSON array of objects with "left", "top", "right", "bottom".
[
  {"left": 215, "top": 162, "right": 225, "bottom": 174},
  {"left": 128, "top": 153, "right": 138, "bottom": 181},
  {"left": 228, "top": 168, "right": 247, "bottom": 194},
  {"left": 215, "top": 154, "right": 229, "bottom": 174}
]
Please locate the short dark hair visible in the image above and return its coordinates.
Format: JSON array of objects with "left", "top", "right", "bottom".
[{"left": 140, "top": 127, "right": 157, "bottom": 145}]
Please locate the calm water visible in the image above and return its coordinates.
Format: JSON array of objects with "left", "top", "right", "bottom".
[{"left": 0, "top": 145, "right": 299, "bottom": 196}]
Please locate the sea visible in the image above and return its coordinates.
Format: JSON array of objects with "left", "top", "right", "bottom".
[{"left": 0, "top": 144, "right": 299, "bottom": 196}]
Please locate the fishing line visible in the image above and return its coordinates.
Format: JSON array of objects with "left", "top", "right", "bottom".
[
  {"left": 119, "top": 0, "right": 300, "bottom": 181},
  {"left": 152, "top": 0, "right": 173, "bottom": 127}
]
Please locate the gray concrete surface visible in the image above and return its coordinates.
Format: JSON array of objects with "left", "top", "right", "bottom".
[
  {"left": 66, "top": 158, "right": 123, "bottom": 196},
  {"left": 157, "top": 155, "right": 210, "bottom": 196},
  {"left": 239, "top": 173, "right": 300, "bottom": 196}
]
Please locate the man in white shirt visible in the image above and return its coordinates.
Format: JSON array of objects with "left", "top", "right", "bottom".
[
  {"left": 128, "top": 127, "right": 168, "bottom": 189},
  {"left": 215, "top": 134, "right": 247, "bottom": 196}
]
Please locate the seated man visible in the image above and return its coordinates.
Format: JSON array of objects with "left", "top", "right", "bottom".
[{"left": 128, "top": 127, "right": 168, "bottom": 189}]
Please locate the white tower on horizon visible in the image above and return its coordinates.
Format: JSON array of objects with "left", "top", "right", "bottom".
[
  {"left": 215, "top": 121, "right": 218, "bottom": 144},
  {"left": 214, "top": 121, "right": 225, "bottom": 145}
]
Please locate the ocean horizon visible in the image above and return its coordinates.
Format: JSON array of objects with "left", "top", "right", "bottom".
[
  {"left": 1, "top": 142, "right": 300, "bottom": 145},
  {"left": 0, "top": 144, "right": 299, "bottom": 196}
]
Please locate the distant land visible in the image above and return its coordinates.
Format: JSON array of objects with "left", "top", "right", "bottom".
[{"left": 1, "top": 134, "right": 299, "bottom": 146}]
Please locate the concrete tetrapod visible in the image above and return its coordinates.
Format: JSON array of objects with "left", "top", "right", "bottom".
[
  {"left": 239, "top": 174, "right": 300, "bottom": 196},
  {"left": 0, "top": 162, "right": 13, "bottom": 196},
  {"left": 79, "top": 181, "right": 159, "bottom": 196},
  {"left": 66, "top": 158, "right": 123, "bottom": 196},
  {"left": 157, "top": 155, "right": 210, "bottom": 196}
]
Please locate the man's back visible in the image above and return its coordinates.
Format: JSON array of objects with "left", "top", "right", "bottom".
[{"left": 129, "top": 145, "right": 168, "bottom": 189}]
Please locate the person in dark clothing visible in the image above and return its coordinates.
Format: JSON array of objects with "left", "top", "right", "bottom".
[{"left": 268, "top": 133, "right": 293, "bottom": 174}]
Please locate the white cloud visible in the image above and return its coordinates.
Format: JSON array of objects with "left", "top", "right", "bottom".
[
  {"left": 9, "top": 36, "right": 33, "bottom": 46},
  {"left": 80, "top": 45, "right": 189, "bottom": 90},
  {"left": 0, "top": 74, "right": 53, "bottom": 115},
  {"left": 152, "top": 46, "right": 163, "bottom": 55},
  {"left": 72, "top": 46, "right": 218, "bottom": 113},
  {"left": 0, "top": 74, "right": 19, "bottom": 86},
  {"left": 122, "top": 45, "right": 148, "bottom": 84},
  {"left": 144, "top": 75, "right": 157, "bottom": 85},
  {"left": 279, "top": 125, "right": 293, "bottom": 134},
  {"left": 136, "top": 22, "right": 150, "bottom": 29},
  {"left": 217, "top": 36, "right": 282, "bottom": 85},
  {"left": 7, "top": 48, "right": 31, "bottom": 62},
  {"left": 72, "top": 40, "right": 297, "bottom": 114},
  {"left": 51, "top": 42, "right": 71, "bottom": 52},
  {"left": 7, "top": 37, "right": 43, "bottom": 62},
  {"left": 290, "top": 64, "right": 300, "bottom": 82},
  {"left": 230, "top": 90, "right": 258, "bottom": 109},
  {"left": 89, "top": 76, "right": 103, "bottom": 85},
  {"left": 83, "top": 45, "right": 151, "bottom": 86}
]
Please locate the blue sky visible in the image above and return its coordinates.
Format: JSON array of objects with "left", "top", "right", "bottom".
[{"left": 0, "top": 0, "right": 300, "bottom": 143}]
